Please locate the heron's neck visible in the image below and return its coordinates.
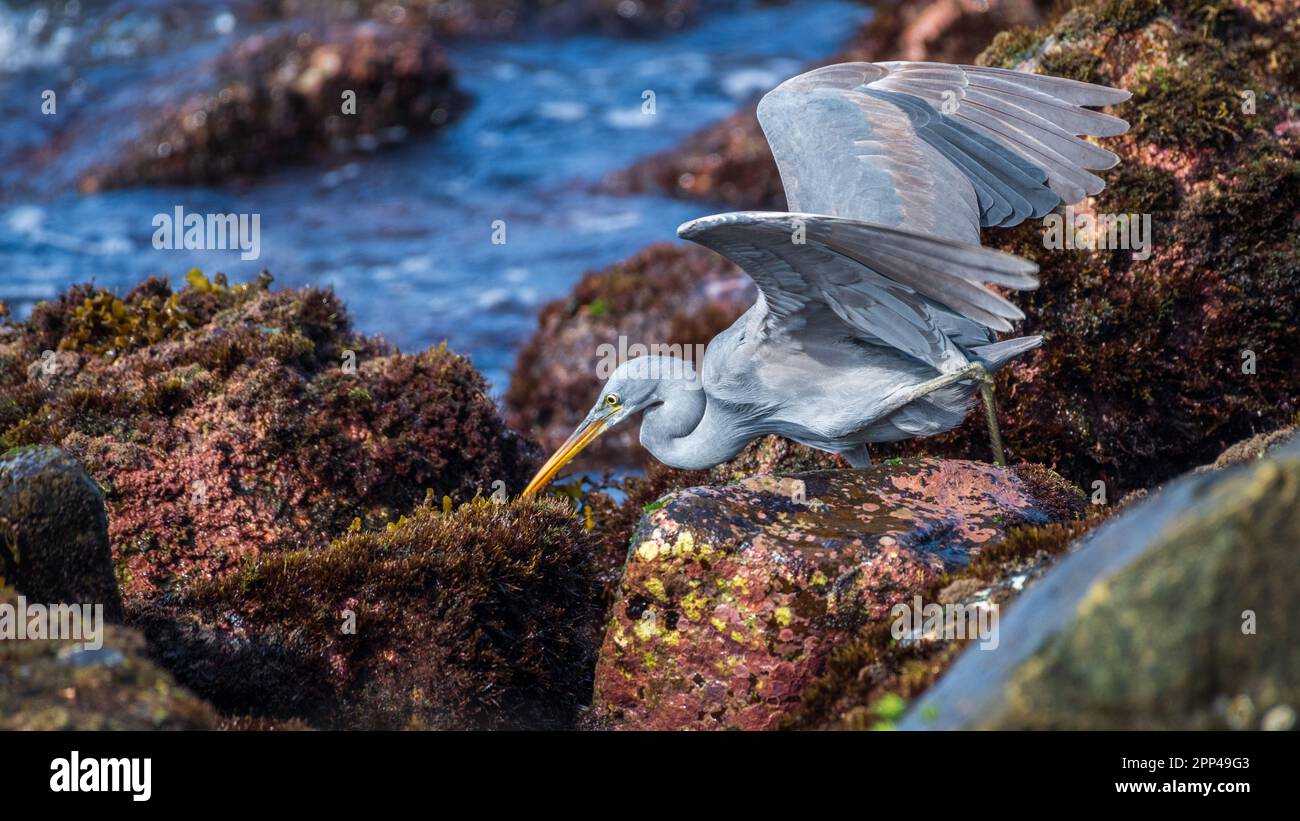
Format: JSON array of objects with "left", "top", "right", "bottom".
[{"left": 639, "top": 378, "right": 745, "bottom": 470}]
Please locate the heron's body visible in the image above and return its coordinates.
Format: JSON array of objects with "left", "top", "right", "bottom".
[
  {"left": 523, "top": 61, "right": 1131, "bottom": 494},
  {"left": 633, "top": 292, "right": 1031, "bottom": 470}
]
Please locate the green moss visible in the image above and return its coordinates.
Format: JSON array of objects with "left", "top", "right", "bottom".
[
  {"left": 54, "top": 270, "right": 261, "bottom": 358},
  {"left": 584, "top": 297, "right": 609, "bottom": 319},
  {"left": 1093, "top": 162, "right": 1180, "bottom": 214},
  {"left": 1126, "top": 34, "right": 1266, "bottom": 151},
  {"left": 146, "top": 497, "right": 605, "bottom": 729},
  {"left": 977, "top": 26, "right": 1044, "bottom": 69},
  {"left": 1038, "top": 44, "right": 1107, "bottom": 84}
]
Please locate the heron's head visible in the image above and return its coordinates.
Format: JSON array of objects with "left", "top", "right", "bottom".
[{"left": 521, "top": 356, "right": 676, "bottom": 497}]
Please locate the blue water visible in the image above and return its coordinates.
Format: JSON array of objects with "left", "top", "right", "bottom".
[{"left": 0, "top": 0, "right": 869, "bottom": 391}]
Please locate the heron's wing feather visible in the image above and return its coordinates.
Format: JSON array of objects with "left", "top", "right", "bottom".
[
  {"left": 872, "top": 61, "right": 1130, "bottom": 203},
  {"left": 756, "top": 62, "right": 1129, "bottom": 236},
  {"left": 678, "top": 212, "right": 1038, "bottom": 372},
  {"left": 757, "top": 65, "right": 984, "bottom": 244}
]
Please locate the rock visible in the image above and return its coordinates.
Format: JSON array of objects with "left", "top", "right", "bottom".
[
  {"left": 136, "top": 497, "right": 604, "bottom": 730},
  {"left": 589, "top": 458, "right": 1085, "bottom": 730},
  {"left": 581, "top": 435, "right": 849, "bottom": 616},
  {"left": 1203, "top": 424, "right": 1297, "bottom": 472},
  {"left": 0, "top": 272, "right": 538, "bottom": 606},
  {"left": 0, "top": 447, "right": 124, "bottom": 621},
  {"left": 902, "top": 431, "right": 1300, "bottom": 730},
  {"left": 80, "top": 23, "right": 466, "bottom": 190},
  {"left": 506, "top": 243, "right": 753, "bottom": 462},
  {"left": 0, "top": 589, "right": 216, "bottom": 730}
]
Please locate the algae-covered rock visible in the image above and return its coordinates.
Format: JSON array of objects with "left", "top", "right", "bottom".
[
  {"left": 904, "top": 0, "right": 1300, "bottom": 494},
  {"left": 1204, "top": 423, "right": 1298, "bottom": 472},
  {"left": 81, "top": 22, "right": 466, "bottom": 190},
  {"left": 0, "top": 590, "right": 216, "bottom": 730},
  {"left": 902, "top": 432, "right": 1300, "bottom": 730},
  {"left": 590, "top": 458, "right": 1085, "bottom": 730},
  {"left": 0, "top": 272, "right": 537, "bottom": 607},
  {"left": 0, "top": 447, "right": 124, "bottom": 621},
  {"left": 137, "top": 497, "right": 604, "bottom": 730}
]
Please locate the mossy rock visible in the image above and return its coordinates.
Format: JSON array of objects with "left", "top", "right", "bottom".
[
  {"left": 0, "top": 272, "right": 539, "bottom": 606},
  {"left": 138, "top": 497, "right": 604, "bottom": 730},
  {"left": 0, "top": 589, "right": 215, "bottom": 730},
  {"left": 903, "top": 431, "right": 1300, "bottom": 730}
]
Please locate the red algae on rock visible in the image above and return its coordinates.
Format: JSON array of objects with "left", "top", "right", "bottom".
[
  {"left": 590, "top": 458, "right": 1084, "bottom": 730},
  {"left": 137, "top": 497, "right": 604, "bottom": 730},
  {"left": 80, "top": 23, "right": 467, "bottom": 190},
  {"left": 0, "top": 272, "right": 537, "bottom": 606}
]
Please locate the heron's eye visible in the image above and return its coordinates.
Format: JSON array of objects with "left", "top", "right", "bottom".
[{"left": 604, "top": 393, "right": 620, "bottom": 407}]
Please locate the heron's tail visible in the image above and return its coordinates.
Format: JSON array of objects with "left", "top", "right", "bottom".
[{"left": 970, "top": 335, "right": 1042, "bottom": 371}]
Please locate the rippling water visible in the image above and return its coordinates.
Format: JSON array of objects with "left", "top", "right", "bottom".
[{"left": 0, "top": 0, "right": 869, "bottom": 390}]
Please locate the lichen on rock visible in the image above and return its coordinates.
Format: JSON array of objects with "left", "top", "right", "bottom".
[{"left": 589, "top": 458, "right": 1086, "bottom": 730}]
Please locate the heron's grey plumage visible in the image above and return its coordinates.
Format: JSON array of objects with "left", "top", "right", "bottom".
[{"left": 527, "top": 61, "right": 1131, "bottom": 486}]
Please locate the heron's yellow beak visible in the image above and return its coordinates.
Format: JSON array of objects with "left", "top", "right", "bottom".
[{"left": 520, "top": 406, "right": 620, "bottom": 498}]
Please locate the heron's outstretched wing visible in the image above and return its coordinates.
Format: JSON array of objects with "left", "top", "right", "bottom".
[
  {"left": 756, "top": 62, "right": 1130, "bottom": 243},
  {"left": 678, "top": 212, "right": 1037, "bottom": 373}
]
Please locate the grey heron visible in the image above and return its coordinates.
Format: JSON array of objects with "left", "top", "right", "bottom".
[{"left": 522, "top": 61, "right": 1130, "bottom": 497}]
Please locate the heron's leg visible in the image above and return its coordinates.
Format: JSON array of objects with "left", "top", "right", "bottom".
[
  {"left": 978, "top": 375, "right": 1007, "bottom": 467},
  {"left": 842, "top": 443, "right": 872, "bottom": 468},
  {"left": 890, "top": 363, "right": 1007, "bottom": 467}
]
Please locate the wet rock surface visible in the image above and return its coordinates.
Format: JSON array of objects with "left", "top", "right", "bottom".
[
  {"left": 81, "top": 22, "right": 466, "bottom": 189},
  {"left": 0, "top": 447, "right": 124, "bottom": 621},
  {"left": 0, "top": 589, "right": 216, "bottom": 730},
  {"left": 589, "top": 458, "right": 1085, "bottom": 730},
  {"left": 903, "top": 432, "right": 1300, "bottom": 730}
]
